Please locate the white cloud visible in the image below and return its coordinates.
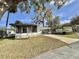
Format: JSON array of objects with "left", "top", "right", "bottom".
[
  {"left": 50, "top": 0, "right": 75, "bottom": 6},
  {"left": 57, "top": 13, "right": 64, "bottom": 17},
  {"left": 50, "top": 1, "right": 54, "bottom": 5},
  {"left": 60, "top": 20, "right": 71, "bottom": 24},
  {"left": 64, "top": 0, "right": 75, "bottom": 6}
]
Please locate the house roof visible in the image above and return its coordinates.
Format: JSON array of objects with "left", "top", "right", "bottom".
[{"left": 10, "top": 23, "right": 37, "bottom": 27}]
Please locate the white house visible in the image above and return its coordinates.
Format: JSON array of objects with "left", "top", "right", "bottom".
[{"left": 10, "top": 23, "right": 42, "bottom": 38}]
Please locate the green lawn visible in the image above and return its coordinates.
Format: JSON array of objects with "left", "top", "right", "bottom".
[{"left": 0, "top": 36, "right": 67, "bottom": 59}]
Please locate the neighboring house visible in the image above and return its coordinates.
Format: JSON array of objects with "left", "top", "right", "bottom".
[
  {"left": 63, "top": 24, "right": 73, "bottom": 32},
  {"left": 62, "top": 23, "right": 73, "bottom": 32},
  {"left": 63, "top": 26, "right": 72, "bottom": 32},
  {"left": 63, "top": 23, "right": 79, "bottom": 32}
]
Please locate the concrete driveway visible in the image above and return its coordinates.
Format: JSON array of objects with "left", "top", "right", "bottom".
[
  {"left": 32, "top": 41, "right": 79, "bottom": 59},
  {"left": 44, "top": 34, "right": 79, "bottom": 44}
]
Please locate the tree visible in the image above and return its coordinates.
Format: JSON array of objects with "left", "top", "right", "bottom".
[
  {"left": 70, "top": 16, "right": 79, "bottom": 32},
  {"left": 15, "top": 20, "right": 23, "bottom": 25},
  {"left": 51, "top": 16, "right": 60, "bottom": 32},
  {"left": 53, "top": 16, "right": 60, "bottom": 27},
  {"left": 71, "top": 16, "right": 79, "bottom": 25},
  {"left": 0, "top": 0, "right": 68, "bottom": 35},
  {"left": 0, "top": 0, "right": 18, "bottom": 36}
]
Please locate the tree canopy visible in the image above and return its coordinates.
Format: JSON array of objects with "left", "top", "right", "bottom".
[
  {"left": 71, "top": 16, "right": 79, "bottom": 25},
  {"left": 0, "top": 0, "right": 68, "bottom": 19},
  {"left": 0, "top": 0, "right": 69, "bottom": 35},
  {"left": 15, "top": 20, "right": 23, "bottom": 25}
]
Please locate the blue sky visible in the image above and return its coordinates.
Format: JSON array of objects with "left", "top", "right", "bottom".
[
  {"left": 0, "top": 0, "right": 79, "bottom": 27},
  {"left": 54, "top": 0, "right": 79, "bottom": 24}
]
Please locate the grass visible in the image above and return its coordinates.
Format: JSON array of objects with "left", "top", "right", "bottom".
[
  {"left": 61, "top": 33, "right": 79, "bottom": 39},
  {"left": 0, "top": 36, "right": 67, "bottom": 59}
]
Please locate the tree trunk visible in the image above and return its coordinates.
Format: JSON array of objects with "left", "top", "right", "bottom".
[{"left": 6, "top": 11, "right": 10, "bottom": 36}]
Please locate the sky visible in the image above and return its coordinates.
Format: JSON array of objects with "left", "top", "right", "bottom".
[{"left": 0, "top": 0, "right": 79, "bottom": 27}]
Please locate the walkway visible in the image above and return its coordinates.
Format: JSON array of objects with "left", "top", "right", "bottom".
[
  {"left": 32, "top": 41, "right": 79, "bottom": 59},
  {"left": 44, "top": 34, "right": 79, "bottom": 44}
]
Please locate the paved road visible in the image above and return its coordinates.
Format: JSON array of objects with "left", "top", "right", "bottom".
[{"left": 32, "top": 41, "right": 79, "bottom": 59}]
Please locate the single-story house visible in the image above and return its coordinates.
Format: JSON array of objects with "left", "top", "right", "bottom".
[
  {"left": 10, "top": 23, "right": 41, "bottom": 38},
  {"left": 10, "top": 23, "right": 37, "bottom": 33}
]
